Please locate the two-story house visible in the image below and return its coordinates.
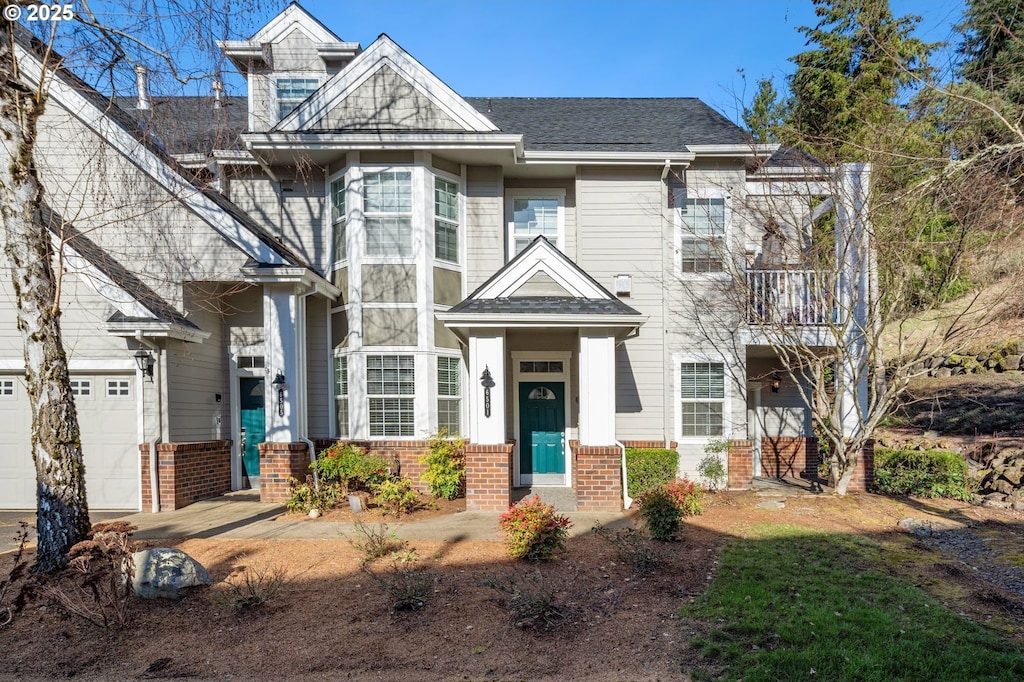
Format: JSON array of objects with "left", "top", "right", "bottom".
[{"left": 0, "top": 3, "right": 872, "bottom": 513}]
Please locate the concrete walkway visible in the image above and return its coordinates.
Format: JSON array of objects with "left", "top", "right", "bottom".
[{"left": 1, "top": 491, "right": 632, "bottom": 550}]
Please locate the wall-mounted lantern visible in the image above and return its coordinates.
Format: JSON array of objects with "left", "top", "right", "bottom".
[
  {"left": 771, "top": 373, "right": 781, "bottom": 393},
  {"left": 134, "top": 349, "right": 154, "bottom": 380},
  {"left": 480, "top": 366, "right": 494, "bottom": 418},
  {"left": 272, "top": 372, "right": 286, "bottom": 417}
]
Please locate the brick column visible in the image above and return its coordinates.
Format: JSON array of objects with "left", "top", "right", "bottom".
[
  {"left": 259, "top": 442, "right": 310, "bottom": 503},
  {"left": 845, "top": 439, "right": 874, "bottom": 492},
  {"left": 761, "top": 436, "right": 818, "bottom": 479},
  {"left": 570, "top": 441, "right": 623, "bottom": 512},
  {"left": 139, "top": 440, "right": 232, "bottom": 511},
  {"left": 465, "top": 442, "right": 513, "bottom": 511},
  {"left": 728, "top": 439, "right": 754, "bottom": 490}
]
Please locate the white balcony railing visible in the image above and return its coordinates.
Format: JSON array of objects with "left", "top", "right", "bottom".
[{"left": 746, "top": 269, "right": 830, "bottom": 326}]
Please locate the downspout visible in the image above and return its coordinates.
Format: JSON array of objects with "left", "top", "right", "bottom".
[
  {"left": 297, "top": 285, "right": 318, "bottom": 487},
  {"left": 617, "top": 440, "right": 632, "bottom": 509},
  {"left": 136, "top": 331, "right": 162, "bottom": 513}
]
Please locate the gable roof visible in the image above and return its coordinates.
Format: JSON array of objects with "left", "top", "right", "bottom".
[{"left": 247, "top": 1, "right": 341, "bottom": 44}]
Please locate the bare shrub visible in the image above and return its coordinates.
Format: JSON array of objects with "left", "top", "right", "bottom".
[
  {"left": 347, "top": 521, "right": 406, "bottom": 562},
  {"left": 592, "top": 524, "right": 664, "bottom": 572},
  {"left": 216, "top": 555, "right": 288, "bottom": 610},
  {"left": 483, "top": 569, "right": 575, "bottom": 632},
  {"left": 361, "top": 562, "right": 436, "bottom": 614},
  {"left": 0, "top": 522, "right": 31, "bottom": 628}
]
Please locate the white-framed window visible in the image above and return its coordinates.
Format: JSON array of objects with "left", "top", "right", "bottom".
[
  {"left": 680, "top": 362, "right": 725, "bottom": 437},
  {"left": 673, "top": 189, "right": 727, "bottom": 273},
  {"left": 434, "top": 177, "right": 459, "bottom": 263},
  {"left": 237, "top": 355, "right": 265, "bottom": 369},
  {"left": 437, "top": 356, "right": 461, "bottom": 436},
  {"left": 334, "top": 356, "right": 349, "bottom": 438},
  {"left": 507, "top": 190, "right": 564, "bottom": 258},
  {"left": 331, "top": 176, "right": 347, "bottom": 262},
  {"left": 0, "top": 378, "right": 15, "bottom": 397},
  {"left": 106, "top": 378, "right": 131, "bottom": 398},
  {"left": 367, "top": 355, "right": 415, "bottom": 437},
  {"left": 364, "top": 170, "right": 413, "bottom": 257},
  {"left": 69, "top": 378, "right": 92, "bottom": 397},
  {"left": 276, "top": 77, "right": 320, "bottom": 119}
]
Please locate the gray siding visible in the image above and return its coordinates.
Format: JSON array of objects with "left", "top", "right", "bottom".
[
  {"left": 465, "top": 166, "right": 503, "bottom": 291},
  {"left": 166, "top": 307, "right": 228, "bottom": 441},
  {"left": 306, "top": 298, "right": 330, "bottom": 437}
]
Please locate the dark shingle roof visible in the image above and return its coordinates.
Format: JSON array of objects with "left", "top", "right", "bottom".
[
  {"left": 114, "top": 96, "right": 248, "bottom": 153},
  {"left": 465, "top": 97, "right": 749, "bottom": 152},
  {"left": 447, "top": 296, "right": 640, "bottom": 316}
]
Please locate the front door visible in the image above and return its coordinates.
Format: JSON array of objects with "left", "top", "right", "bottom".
[
  {"left": 239, "top": 377, "right": 265, "bottom": 489},
  {"left": 519, "top": 382, "right": 566, "bottom": 485}
]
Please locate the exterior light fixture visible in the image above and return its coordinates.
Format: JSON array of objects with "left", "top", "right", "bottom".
[
  {"left": 134, "top": 349, "right": 153, "bottom": 379},
  {"left": 480, "top": 366, "right": 494, "bottom": 418},
  {"left": 771, "top": 373, "right": 781, "bottom": 393},
  {"left": 272, "top": 372, "right": 286, "bottom": 417}
]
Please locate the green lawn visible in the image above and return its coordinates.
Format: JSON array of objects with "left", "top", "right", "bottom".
[{"left": 680, "top": 524, "right": 1024, "bottom": 681}]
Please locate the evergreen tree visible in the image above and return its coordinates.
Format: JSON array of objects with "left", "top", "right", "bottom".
[
  {"left": 957, "top": 0, "right": 1024, "bottom": 105},
  {"left": 743, "top": 77, "right": 787, "bottom": 143}
]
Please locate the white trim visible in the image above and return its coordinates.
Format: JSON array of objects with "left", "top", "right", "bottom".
[
  {"left": 276, "top": 35, "right": 499, "bottom": 133},
  {"left": 474, "top": 233, "right": 606, "bottom": 300},
  {"left": 746, "top": 381, "right": 763, "bottom": 477},
  {"left": 14, "top": 42, "right": 288, "bottom": 267},
  {"left": 229, "top": 4, "right": 343, "bottom": 47},
  {"left": 522, "top": 150, "right": 696, "bottom": 165},
  {"left": 672, "top": 354, "right": 733, "bottom": 444},
  {"left": 512, "top": 351, "right": 572, "bottom": 487},
  {"left": 504, "top": 189, "right": 566, "bottom": 262},
  {"left": 687, "top": 143, "right": 778, "bottom": 158}
]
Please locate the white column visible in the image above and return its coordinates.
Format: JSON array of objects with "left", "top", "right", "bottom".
[
  {"left": 835, "top": 163, "right": 871, "bottom": 438},
  {"left": 469, "top": 331, "right": 506, "bottom": 445},
  {"left": 579, "top": 330, "right": 616, "bottom": 446},
  {"left": 264, "top": 284, "right": 301, "bottom": 442}
]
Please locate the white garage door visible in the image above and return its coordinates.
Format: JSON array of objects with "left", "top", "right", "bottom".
[{"left": 0, "top": 374, "right": 139, "bottom": 510}]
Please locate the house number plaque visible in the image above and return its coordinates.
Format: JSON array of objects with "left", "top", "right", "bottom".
[{"left": 480, "top": 366, "right": 495, "bottom": 418}]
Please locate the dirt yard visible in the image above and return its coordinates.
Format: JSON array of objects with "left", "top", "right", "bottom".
[{"left": 2, "top": 491, "right": 1023, "bottom": 681}]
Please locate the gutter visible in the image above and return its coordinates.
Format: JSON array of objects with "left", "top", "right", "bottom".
[{"left": 618, "top": 440, "right": 632, "bottom": 510}]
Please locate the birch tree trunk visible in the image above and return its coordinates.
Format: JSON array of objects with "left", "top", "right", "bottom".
[{"left": 1, "top": 25, "right": 91, "bottom": 572}]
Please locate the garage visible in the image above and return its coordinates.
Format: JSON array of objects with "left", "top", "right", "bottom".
[{"left": 0, "top": 374, "right": 140, "bottom": 510}]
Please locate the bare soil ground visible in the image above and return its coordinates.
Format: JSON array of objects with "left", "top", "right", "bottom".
[
  {"left": 2, "top": 492, "right": 1023, "bottom": 682},
  {"left": 886, "top": 372, "right": 1024, "bottom": 438}
]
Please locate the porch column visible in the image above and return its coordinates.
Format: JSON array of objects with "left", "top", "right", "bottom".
[
  {"left": 579, "top": 330, "right": 616, "bottom": 445},
  {"left": 263, "top": 284, "right": 302, "bottom": 443},
  {"left": 469, "top": 331, "right": 506, "bottom": 444}
]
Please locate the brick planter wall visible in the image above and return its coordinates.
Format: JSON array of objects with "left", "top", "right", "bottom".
[
  {"left": 310, "top": 439, "right": 437, "bottom": 493},
  {"left": 465, "top": 443, "right": 514, "bottom": 511},
  {"left": 728, "top": 439, "right": 754, "bottom": 490},
  {"left": 570, "top": 442, "right": 624, "bottom": 511},
  {"left": 259, "top": 442, "right": 311, "bottom": 503},
  {"left": 139, "top": 440, "right": 231, "bottom": 511},
  {"left": 846, "top": 440, "right": 875, "bottom": 492},
  {"left": 761, "top": 436, "right": 819, "bottom": 479}
]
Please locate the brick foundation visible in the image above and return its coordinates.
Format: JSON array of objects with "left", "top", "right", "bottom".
[
  {"left": 571, "top": 442, "right": 623, "bottom": 511},
  {"left": 761, "top": 436, "right": 819, "bottom": 479},
  {"left": 259, "top": 442, "right": 312, "bottom": 503},
  {"left": 139, "top": 440, "right": 232, "bottom": 511},
  {"left": 465, "top": 442, "right": 514, "bottom": 511},
  {"left": 310, "top": 439, "right": 437, "bottom": 493},
  {"left": 728, "top": 439, "right": 754, "bottom": 490}
]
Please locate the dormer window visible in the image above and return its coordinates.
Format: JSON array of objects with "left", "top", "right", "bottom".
[{"left": 276, "top": 77, "right": 320, "bottom": 119}]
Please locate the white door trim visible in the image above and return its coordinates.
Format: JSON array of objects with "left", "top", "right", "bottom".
[{"left": 512, "top": 351, "right": 572, "bottom": 487}]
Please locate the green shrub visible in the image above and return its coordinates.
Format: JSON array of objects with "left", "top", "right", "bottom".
[
  {"left": 374, "top": 477, "right": 419, "bottom": 515},
  {"left": 625, "top": 448, "right": 679, "bottom": 498},
  {"left": 636, "top": 487, "right": 682, "bottom": 541},
  {"left": 697, "top": 439, "right": 729, "bottom": 491},
  {"left": 312, "top": 443, "right": 389, "bottom": 492},
  {"left": 874, "top": 448, "right": 972, "bottom": 501},
  {"left": 498, "top": 495, "right": 571, "bottom": 561},
  {"left": 420, "top": 431, "right": 465, "bottom": 500},
  {"left": 286, "top": 477, "right": 344, "bottom": 513}
]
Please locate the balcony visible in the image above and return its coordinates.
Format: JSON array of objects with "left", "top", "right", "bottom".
[{"left": 746, "top": 269, "right": 830, "bottom": 326}]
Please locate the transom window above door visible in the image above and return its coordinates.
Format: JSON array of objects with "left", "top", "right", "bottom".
[{"left": 507, "top": 192, "right": 564, "bottom": 258}]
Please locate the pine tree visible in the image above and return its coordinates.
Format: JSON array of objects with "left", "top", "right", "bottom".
[{"left": 743, "top": 77, "right": 787, "bottom": 143}]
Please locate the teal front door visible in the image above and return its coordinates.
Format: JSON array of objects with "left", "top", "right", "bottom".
[
  {"left": 239, "top": 377, "right": 265, "bottom": 489},
  {"left": 519, "top": 382, "right": 566, "bottom": 485}
]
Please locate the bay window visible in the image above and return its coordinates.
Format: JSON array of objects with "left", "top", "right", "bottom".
[
  {"left": 367, "top": 354, "right": 415, "bottom": 436},
  {"left": 364, "top": 171, "right": 413, "bottom": 257}
]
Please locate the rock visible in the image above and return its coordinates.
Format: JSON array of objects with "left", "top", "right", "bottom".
[
  {"left": 132, "top": 548, "right": 212, "bottom": 599},
  {"left": 897, "top": 518, "right": 934, "bottom": 536},
  {"left": 1013, "top": 501, "right": 1024, "bottom": 512},
  {"left": 933, "top": 367, "right": 952, "bottom": 378},
  {"left": 993, "top": 478, "right": 1018, "bottom": 495},
  {"left": 982, "top": 499, "right": 1011, "bottom": 509},
  {"left": 983, "top": 491, "right": 1009, "bottom": 502}
]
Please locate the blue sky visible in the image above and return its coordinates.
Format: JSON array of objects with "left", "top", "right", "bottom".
[{"left": 295, "top": 0, "right": 966, "bottom": 123}]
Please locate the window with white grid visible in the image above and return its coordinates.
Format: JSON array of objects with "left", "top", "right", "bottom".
[
  {"left": 434, "top": 177, "right": 459, "bottom": 263},
  {"left": 674, "top": 191, "right": 726, "bottom": 273},
  {"left": 276, "top": 77, "right": 320, "bottom": 119},
  {"left": 507, "top": 191, "right": 564, "bottom": 258},
  {"left": 331, "top": 176, "right": 347, "bottom": 262},
  {"left": 334, "top": 356, "right": 349, "bottom": 438},
  {"left": 680, "top": 363, "right": 724, "bottom": 437},
  {"left": 69, "top": 379, "right": 92, "bottom": 397},
  {"left": 364, "top": 171, "right": 413, "bottom": 257},
  {"left": 367, "top": 355, "right": 415, "bottom": 437},
  {"left": 437, "top": 356, "right": 461, "bottom": 436},
  {"left": 106, "top": 378, "right": 130, "bottom": 398}
]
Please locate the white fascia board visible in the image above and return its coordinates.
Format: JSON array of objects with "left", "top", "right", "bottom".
[
  {"left": 245, "top": 132, "right": 522, "bottom": 152},
  {"left": 477, "top": 255, "right": 606, "bottom": 300},
  {"left": 688, "top": 143, "right": 779, "bottom": 158},
  {"left": 247, "top": 4, "right": 341, "bottom": 45},
  {"left": 59, "top": 239, "right": 155, "bottom": 320},
  {"left": 745, "top": 179, "right": 832, "bottom": 197},
  {"left": 437, "top": 313, "right": 647, "bottom": 328},
  {"left": 0, "top": 358, "right": 136, "bottom": 371},
  {"left": 16, "top": 44, "right": 287, "bottom": 267},
  {"left": 106, "top": 321, "right": 211, "bottom": 343},
  {"left": 520, "top": 150, "right": 696, "bottom": 165},
  {"left": 277, "top": 36, "right": 498, "bottom": 133},
  {"left": 240, "top": 266, "right": 341, "bottom": 300}
]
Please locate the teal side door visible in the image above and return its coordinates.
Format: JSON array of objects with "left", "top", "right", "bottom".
[
  {"left": 519, "top": 382, "right": 566, "bottom": 482},
  {"left": 239, "top": 377, "right": 265, "bottom": 488}
]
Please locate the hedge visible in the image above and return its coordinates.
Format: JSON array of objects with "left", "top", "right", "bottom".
[
  {"left": 873, "top": 448, "right": 972, "bottom": 501},
  {"left": 625, "top": 448, "right": 679, "bottom": 499}
]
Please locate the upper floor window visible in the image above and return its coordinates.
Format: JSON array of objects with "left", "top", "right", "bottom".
[
  {"left": 364, "top": 171, "right": 413, "bottom": 257},
  {"left": 331, "top": 177, "right": 347, "bottom": 262},
  {"left": 507, "top": 191, "right": 564, "bottom": 258},
  {"left": 675, "top": 192, "right": 726, "bottom": 273},
  {"left": 276, "top": 77, "right": 320, "bottom": 119},
  {"left": 434, "top": 178, "right": 459, "bottom": 263}
]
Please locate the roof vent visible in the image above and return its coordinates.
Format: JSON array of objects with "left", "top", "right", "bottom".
[
  {"left": 212, "top": 79, "right": 223, "bottom": 109},
  {"left": 135, "top": 65, "right": 151, "bottom": 111}
]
